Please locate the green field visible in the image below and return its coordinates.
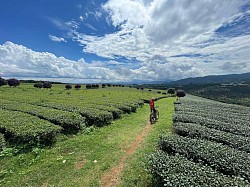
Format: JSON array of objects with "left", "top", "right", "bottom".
[
  {"left": 0, "top": 84, "right": 174, "bottom": 186},
  {"left": 0, "top": 84, "right": 165, "bottom": 146},
  {"left": 2, "top": 83, "right": 250, "bottom": 186},
  {"left": 148, "top": 95, "right": 250, "bottom": 186}
]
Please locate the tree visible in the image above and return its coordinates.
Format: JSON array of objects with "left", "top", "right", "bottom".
[
  {"left": 43, "top": 82, "right": 52, "bottom": 88},
  {"left": 176, "top": 89, "right": 186, "bottom": 101},
  {"left": 86, "top": 84, "right": 91, "bottom": 89},
  {"left": 0, "top": 77, "right": 7, "bottom": 86},
  {"left": 7, "top": 78, "right": 20, "bottom": 87},
  {"left": 34, "top": 83, "right": 43, "bottom": 88},
  {"left": 65, "top": 84, "right": 72, "bottom": 90},
  {"left": 75, "top": 84, "right": 81, "bottom": 89},
  {"left": 167, "top": 88, "right": 176, "bottom": 95}
]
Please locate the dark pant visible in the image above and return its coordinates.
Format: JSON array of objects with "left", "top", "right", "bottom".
[{"left": 151, "top": 108, "right": 156, "bottom": 117}]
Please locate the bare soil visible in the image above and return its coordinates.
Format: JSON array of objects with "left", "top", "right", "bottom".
[{"left": 100, "top": 123, "right": 152, "bottom": 187}]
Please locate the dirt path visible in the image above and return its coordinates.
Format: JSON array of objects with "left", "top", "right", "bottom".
[{"left": 100, "top": 123, "right": 152, "bottom": 187}]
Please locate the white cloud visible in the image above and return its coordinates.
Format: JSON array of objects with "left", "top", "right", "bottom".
[
  {"left": 103, "top": 0, "right": 149, "bottom": 29},
  {"left": 79, "top": 16, "right": 84, "bottom": 21},
  {"left": 69, "top": 0, "right": 250, "bottom": 80},
  {"left": 0, "top": 42, "right": 129, "bottom": 83},
  {"left": 2, "top": 1, "right": 250, "bottom": 82},
  {"left": 49, "top": 35, "right": 67, "bottom": 42}
]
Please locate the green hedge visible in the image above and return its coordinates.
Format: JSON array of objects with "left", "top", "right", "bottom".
[
  {"left": 173, "top": 122, "right": 250, "bottom": 153},
  {"left": 159, "top": 134, "right": 250, "bottom": 182},
  {"left": 83, "top": 104, "right": 123, "bottom": 119},
  {"left": 175, "top": 109, "right": 249, "bottom": 128},
  {"left": 32, "top": 102, "right": 113, "bottom": 127},
  {"left": 0, "top": 133, "right": 5, "bottom": 150},
  {"left": 78, "top": 108, "right": 113, "bottom": 127},
  {"left": 0, "top": 109, "right": 62, "bottom": 144},
  {"left": 148, "top": 151, "right": 249, "bottom": 187},
  {"left": 175, "top": 104, "right": 250, "bottom": 123},
  {"left": 173, "top": 113, "right": 250, "bottom": 137},
  {"left": 0, "top": 100, "right": 85, "bottom": 132}
]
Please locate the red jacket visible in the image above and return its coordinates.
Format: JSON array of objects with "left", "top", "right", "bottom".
[{"left": 150, "top": 99, "right": 155, "bottom": 109}]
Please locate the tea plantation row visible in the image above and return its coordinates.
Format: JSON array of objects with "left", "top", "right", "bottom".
[
  {"left": 148, "top": 95, "right": 250, "bottom": 186},
  {"left": 0, "top": 85, "right": 165, "bottom": 147}
]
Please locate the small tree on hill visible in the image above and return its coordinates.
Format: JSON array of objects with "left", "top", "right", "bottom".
[
  {"left": 75, "top": 84, "right": 81, "bottom": 89},
  {"left": 43, "top": 82, "right": 52, "bottom": 88},
  {"left": 0, "top": 77, "right": 7, "bottom": 86},
  {"left": 86, "top": 84, "right": 91, "bottom": 89},
  {"left": 34, "top": 83, "right": 43, "bottom": 88},
  {"left": 8, "top": 78, "right": 20, "bottom": 87},
  {"left": 65, "top": 84, "right": 72, "bottom": 90},
  {"left": 176, "top": 89, "right": 186, "bottom": 101},
  {"left": 167, "top": 88, "right": 176, "bottom": 95}
]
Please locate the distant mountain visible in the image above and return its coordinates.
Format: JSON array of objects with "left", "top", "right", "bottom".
[{"left": 169, "top": 72, "right": 250, "bottom": 85}]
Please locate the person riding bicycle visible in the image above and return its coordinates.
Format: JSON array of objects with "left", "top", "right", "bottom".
[{"left": 150, "top": 97, "right": 156, "bottom": 118}]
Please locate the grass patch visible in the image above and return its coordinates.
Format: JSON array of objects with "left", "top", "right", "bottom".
[
  {"left": 117, "top": 97, "right": 175, "bottom": 187},
  {"left": 0, "top": 97, "right": 175, "bottom": 186}
]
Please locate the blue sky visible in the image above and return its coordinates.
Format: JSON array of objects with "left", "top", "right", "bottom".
[{"left": 0, "top": 0, "right": 250, "bottom": 83}]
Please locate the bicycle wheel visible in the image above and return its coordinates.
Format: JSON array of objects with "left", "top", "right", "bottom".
[{"left": 150, "top": 114, "right": 155, "bottom": 124}]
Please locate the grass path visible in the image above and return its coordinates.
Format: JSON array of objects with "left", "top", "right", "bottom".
[{"left": 0, "top": 97, "right": 175, "bottom": 187}]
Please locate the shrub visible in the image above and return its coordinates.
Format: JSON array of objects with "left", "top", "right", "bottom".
[
  {"left": 43, "top": 82, "right": 52, "bottom": 88},
  {"left": 0, "top": 109, "right": 62, "bottom": 145},
  {"left": 34, "top": 83, "right": 43, "bottom": 88},
  {"left": 176, "top": 89, "right": 186, "bottom": 98},
  {"left": 102, "top": 84, "right": 106, "bottom": 88},
  {"left": 65, "top": 84, "right": 72, "bottom": 90},
  {"left": 159, "top": 134, "right": 250, "bottom": 182},
  {"left": 148, "top": 151, "right": 249, "bottom": 187},
  {"left": 7, "top": 78, "right": 20, "bottom": 87},
  {"left": 173, "top": 113, "right": 250, "bottom": 137},
  {"left": 0, "top": 77, "right": 7, "bottom": 86},
  {"left": 157, "top": 91, "right": 161, "bottom": 94},
  {"left": 86, "top": 84, "right": 91, "bottom": 89},
  {"left": 167, "top": 88, "right": 176, "bottom": 95},
  {"left": 0, "top": 99, "right": 85, "bottom": 132},
  {"left": 173, "top": 122, "right": 250, "bottom": 153},
  {"left": 75, "top": 84, "right": 81, "bottom": 89}
]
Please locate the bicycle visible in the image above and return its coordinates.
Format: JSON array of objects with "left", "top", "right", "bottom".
[{"left": 149, "top": 108, "right": 159, "bottom": 124}]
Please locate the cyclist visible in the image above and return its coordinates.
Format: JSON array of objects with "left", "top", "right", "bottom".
[{"left": 150, "top": 97, "right": 156, "bottom": 118}]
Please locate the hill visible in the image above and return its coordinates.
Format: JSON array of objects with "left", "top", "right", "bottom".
[{"left": 169, "top": 72, "right": 250, "bottom": 85}]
